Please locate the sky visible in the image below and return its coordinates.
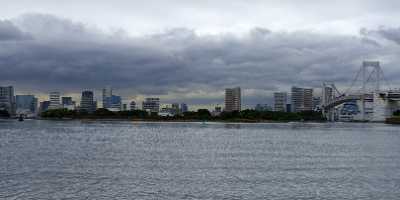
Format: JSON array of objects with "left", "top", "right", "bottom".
[{"left": 1, "top": 0, "right": 400, "bottom": 109}]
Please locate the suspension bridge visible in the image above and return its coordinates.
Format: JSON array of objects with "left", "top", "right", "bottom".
[{"left": 321, "top": 61, "right": 400, "bottom": 122}]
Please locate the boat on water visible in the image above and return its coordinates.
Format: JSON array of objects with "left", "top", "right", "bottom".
[{"left": 18, "top": 114, "right": 24, "bottom": 122}]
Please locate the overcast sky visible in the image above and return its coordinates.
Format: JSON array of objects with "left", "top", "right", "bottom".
[{"left": 1, "top": 1, "right": 400, "bottom": 108}]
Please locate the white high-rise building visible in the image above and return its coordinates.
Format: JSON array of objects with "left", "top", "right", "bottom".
[
  {"left": 303, "top": 88, "right": 313, "bottom": 111},
  {"left": 142, "top": 98, "right": 160, "bottom": 113},
  {"left": 274, "top": 92, "right": 287, "bottom": 112},
  {"left": 225, "top": 87, "right": 241, "bottom": 112},
  {"left": 291, "top": 87, "right": 313, "bottom": 113},
  {"left": 48, "top": 92, "right": 61, "bottom": 110}
]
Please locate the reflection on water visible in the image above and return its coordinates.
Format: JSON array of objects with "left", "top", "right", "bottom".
[
  {"left": 224, "top": 123, "right": 241, "bottom": 129},
  {"left": 1, "top": 120, "right": 400, "bottom": 199}
]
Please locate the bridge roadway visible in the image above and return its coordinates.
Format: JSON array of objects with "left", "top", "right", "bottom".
[
  {"left": 322, "top": 94, "right": 362, "bottom": 110},
  {"left": 322, "top": 91, "right": 400, "bottom": 112}
]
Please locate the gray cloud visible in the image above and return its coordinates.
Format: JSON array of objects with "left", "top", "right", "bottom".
[
  {"left": 376, "top": 27, "right": 400, "bottom": 45},
  {"left": 0, "top": 14, "right": 399, "bottom": 106},
  {"left": 0, "top": 20, "right": 30, "bottom": 40}
]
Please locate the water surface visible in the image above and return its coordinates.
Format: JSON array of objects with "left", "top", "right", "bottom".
[{"left": 1, "top": 120, "right": 400, "bottom": 199}]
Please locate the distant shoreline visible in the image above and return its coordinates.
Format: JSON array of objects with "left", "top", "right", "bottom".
[{"left": 29, "top": 117, "right": 325, "bottom": 124}]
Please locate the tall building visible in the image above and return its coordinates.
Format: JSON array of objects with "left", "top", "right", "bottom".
[
  {"left": 291, "top": 87, "right": 304, "bottom": 113},
  {"left": 102, "top": 86, "right": 112, "bottom": 109},
  {"left": 180, "top": 103, "right": 188, "bottom": 113},
  {"left": 107, "top": 95, "right": 122, "bottom": 111},
  {"left": 291, "top": 87, "right": 313, "bottom": 112},
  {"left": 130, "top": 101, "right": 136, "bottom": 110},
  {"left": 0, "top": 86, "right": 16, "bottom": 116},
  {"left": 62, "top": 97, "right": 73, "bottom": 105},
  {"left": 303, "top": 88, "right": 313, "bottom": 111},
  {"left": 142, "top": 98, "right": 160, "bottom": 113},
  {"left": 322, "top": 86, "right": 333, "bottom": 106},
  {"left": 16, "top": 95, "right": 37, "bottom": 113},
  {"left": 80, "top": 91, "right": 96, "bottom": 113},
  {"left": 62, "top": 97, "right": 75, "bottom": 110},
  {"left": 48, "top": 92, "right": 61, "bottom": 110},
  {"left": 274, "top": 92, "right": 287, "bottom": 112},
  {"left": 122, "top": 104, "right": 127, "bottom": 111},
  {"left": 39, "top": 101, "right": 50, "bottom": 113},
  {"left": 225, "top": 87, "right": 241, "bottom": 112},
  {"left": 286, "top": 104, "right": 292, "bottom": 113},
  {"left": 172, "top": 103, "right": 180, "bottom": 114}
]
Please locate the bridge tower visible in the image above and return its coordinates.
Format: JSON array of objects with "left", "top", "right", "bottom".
[
  {"left": 322, "top": 61, "right": 389, "bottom": 122},
  {"left": 359, "top": 61, "right": 384, "bottom": 121}
]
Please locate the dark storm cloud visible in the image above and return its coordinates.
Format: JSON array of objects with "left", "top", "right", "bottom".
[{"left": 1, "top": 14, "right": 399, "bottom": 105}]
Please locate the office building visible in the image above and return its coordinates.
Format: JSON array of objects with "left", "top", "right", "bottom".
[
  {"left": 291, "top": 87, "right": 303, "bottom": 113},
  {"left": 80, "top": 91, "right": 96, "bottom": 113},
  {"left": 180, "top": 103, "right": 188, "bottom": 113},
  {"left": 225, "top": 87, "right": 241, "bottom": 112},
  {"left": 62, "top": 97, "right": 75, "bottom": 110},
  {"left": 16, "top": 95, "right": 37, "bottom": 113},
  {"left": 291, "top": 87, "right": 313, "bottom": 112},
  {"left": 39, "top": 101, "right": 50, "bottom": 113},
  {"left": 172, "top": 103, "right": 180, "bottom": 114},
  {"left": 105, "top": 95, "right": 122, "bottom": 111},
  {"left": 286, "top": 104, "right": 292, "bottom": 113},
  {"left": 130, "top": 101, "right": 136, "bottom": 110},
  {"left": 48, "top": 92, "right": 61, "bottom": 110},
  {"left": 322, "top": 86, "right": 333, "bottom": 106},
  {"left": 0, "top": 86, "right": 16, "bottom": 115},
  {"left": 159, "top": 106, "right": 177, "bottom": 117},
  {"left": 93, "top": 100, "right": 98, "bottom": 111},
  {"left": 303, "top": 88, "right": 313, "bottom": 111},
  {"left": 142, "top": 98, "right": 160, "bottom": 113},
  {"left": 274, "top": 92, "right": 287, "bottom": 112},
  {"left": 102, "top": 86, "right": 123, "bottom": 111},
  {"left": 102, "top": 86, "right": 112, "bottom": 109},
  {"left": 62, "top": 97, "right": 73, "bottom": 105}
]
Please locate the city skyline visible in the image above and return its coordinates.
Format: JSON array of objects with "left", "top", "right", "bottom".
[{"left": 2, "top": 1, "right": 400, "bottom": 107}]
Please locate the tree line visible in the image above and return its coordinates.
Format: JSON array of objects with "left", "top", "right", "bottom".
[{"left": 40, "top": 108, "right": 326, "bottom": 122}]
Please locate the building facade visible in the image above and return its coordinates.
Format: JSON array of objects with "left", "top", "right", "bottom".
[
  {"left": 16, "top": 95, "right": 37, "bottom": 114},
  {"left": 48, "top": 92, "right": 61, "bottom": 110},
  {"left": 102, "top": 86, "right": 112, "bottom": 109},
  {"left": 180, "top": 103, "right": 188, "bottom": 113},
  {"left": 62, "top": 97, "right": 75, "bottom": 110},
  {"left": 291, "top": 87, "right": 313, "bottom": 113},
  {"left": 274, "top": 92, "right": 287, "bottom": 112},
  {"left": 106, "top": 95, "right": 122, "bottom": 111},
  {"left": 39, "top": 101, "right": 50, "bottom": 113},
  {"left": 225, "top": 87, "right": 241, "bottom": 112},
  {"left": 303, "top": 88, "right": 313, "bottom": 111},
  {"left": 80, "top": 91, "right": 96, "bottom": 113},
  {"left": 62, "top": 97, "right": 73, "bottom": 106},
  {"left": 0, "top": 86, "right": 16, "bottom": 116},
  {"left": 142, "top": 98, "right": 160, "bottom": 113},
  {"left": 130, "top": 101, "right": 136, "bottom": 110}
]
